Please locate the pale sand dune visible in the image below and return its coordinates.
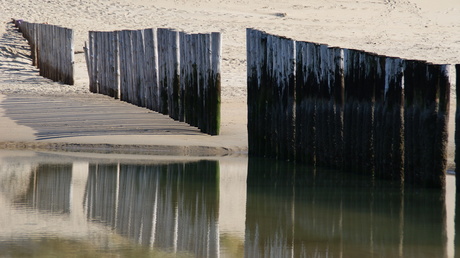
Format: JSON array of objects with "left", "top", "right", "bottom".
[{"left": 0, "top": 0, "right": 459, "bottom": 162}]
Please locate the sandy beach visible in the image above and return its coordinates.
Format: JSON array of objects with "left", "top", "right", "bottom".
[{"left": 0, "top": 0, "right": 460, "bottom": 164}]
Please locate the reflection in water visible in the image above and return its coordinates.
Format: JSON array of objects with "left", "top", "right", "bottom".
[
  {"left": 84, "top": 161, "right": 220, "bottom": 257},
  {"left": 245, "top": 158, "right": 448, "bottom": 258},
  {"left": 17, "top": 164, "right": 73, "bottom": 213},
  {"left": 0, "top": 152, "right": 457, "bottom": 257}
]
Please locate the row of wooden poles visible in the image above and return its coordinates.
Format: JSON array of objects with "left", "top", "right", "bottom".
[
  {"left": 247, "top": 28, "right": 452, "bottom": 188},
  {"left": 84, "top": 28, "right": 222, "bottom": 135},
  {"left": 16, "top": 20, "right": 75, "bottom": 85}
]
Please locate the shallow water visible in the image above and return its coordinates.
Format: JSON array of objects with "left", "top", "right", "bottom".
[{"left": 0, "top": 150, "right": 456, "bottom": 257}]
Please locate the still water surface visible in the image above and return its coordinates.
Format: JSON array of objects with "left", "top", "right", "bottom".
[{"left": 0, "top": 151, "right": 457, "bottom": 257}]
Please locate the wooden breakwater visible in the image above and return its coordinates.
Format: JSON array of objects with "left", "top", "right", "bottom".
[
  {"left": 247, "top": 28, "right": 452, "bottom": 188},
  {"left": 84, "top": 28, "right": 222, "bottom": 135},
  {"left": 16, "top": 20, "right": 75, "bottom": 85}
]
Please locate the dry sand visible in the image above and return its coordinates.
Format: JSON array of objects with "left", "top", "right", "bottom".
[{"left": 0, "top": 0, "right": 459, "bottom": 163}]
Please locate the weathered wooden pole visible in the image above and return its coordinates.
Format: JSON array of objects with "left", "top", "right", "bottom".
[
  {"left": 308, "top": 42, "right": 320, "bottom": 165},
  {"left": 190, "top": 33, "right": 200, "bottom": 128},
  {"left": 315, "top": 44, "right": 329, "bottom": 166},
  {"left": 110, "top": 31, "right": 120, "bottom": 99},
  {"left": 170, "top": 29, "right": 181, "bottom": 120},
  {"left": 247, "top": 29, "right": 269, "bottom": 157},
  {"left": 179, "top": 31, "right": 187, "bottom": 122},
  {"left": 403, "top": 59, "right": 425, "bottom": 184},
  {"left": 456, "top": 64, "right": 460, "bottom": 191},
  {"left": 360, "top": 52, "right": 377, "bottom": 174},
  {"left": 143, "top": 28, "right": 158, "bottom": 110},
  {"left": 198, "top": 33, "right": 211, "bottom": 132},
  {"left": 182, "top": 33, "right": 191, "bottom": 124},
  {"left": 331, "top": 47, "right": 345, "bottom": 168},
  {"left": 433, "top": 64, "right": 450, "bottom": 189},
  {"left": 343, "top": 48, "right": 357, "bottom": 171},
  {"left": 157, "top": 28, "right": 167, "bottom": 114},
  {"left": 118, "top": 30, "right": 131, "bottom": 102},
  {"left": 266, "top": 33, "right": 278, "bottom": 159},
  {"left": 280, "top": 36, "right": 296, "bottom": 161},
  {"left": 126, "top": 30, "right": 135, "bottom": 104},
  {"left": 133, "top": 29, "right": 146, "bottom": 106},
  {"left": 65, "top": 27, "right": 75, "bottom": 85},
  {"left": 376, "top": 57, "right": 404, "bottom": 182},
  {"left": 98, "top": 31, "right": 107, "bottom": 95},
  {"left": 247, "top": 29, "right": 258, "bottom": 156},
  {"left": 208, "top": 32, "right": 222, "bottom": 135}
]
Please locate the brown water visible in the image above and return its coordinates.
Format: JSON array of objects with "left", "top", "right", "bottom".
[{"left": 0, "top": 150, "right": 456, "bottom": 257}]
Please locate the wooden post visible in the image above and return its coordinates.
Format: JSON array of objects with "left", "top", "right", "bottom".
[
  {"left": 87, "top": 31, "right": 95, "bottom": 92},
  {"left": 98, "top": 31, "right": 106, "bottom": 95},
  {"left": 118, "top": 30, "right": 129, "bottom": 101},
  {"left": 143, "top": 28, "right": 159, "bottom": 110},
  {"left": 343, "top": 48, "right": 356, "bottom": 171},
  {"left": 247, "top": 29, "right": 254, "bottom": 155},
  {"left": 157, "top": 28, "right": 169, "bottom": 115},
  {"left": 296, "top": 41, "right": 319, "bottom": 165},
  {"left": 456, "top": 64, "right": 460, "bottom": 191},
  {"left": 379, "top": 57, "right": 404, "bottom": 181},
  {"left": 179, "top": 31, "right": 187, "bottom": 122},
  {"left": 200, "top": 33, "right": 211, "bottom": 133},
  {"left": 170, "top": 30, "right": 180, "bottom": 121},
  {"left": 133, "top": 29, "right": 145, "bottom": 106},
  {"left": 65, "top": 27, "right": 74, "bottom": 85},
  {"left": 195, "top": 33, "right": 204, "bottom": 130},
  {"left": 266, "top": 33, "right": 276, "bottom": 159},
  {"left": 247, "top": 29, "right": 268, "bottom": 157},
  {"left": 316, "top": 44, "right": 330, "bottom": 166},
  {"left": 209, "top": 32, "right": 222, "bottom": 135},
  {"left": 125, "top": 30, "right": 134, "bottom": 104},
  {"left": 190, "top": 33, "right": 199, "bottom": 128},
  {"left": 372, "top": 54, "right": 387, "bottom": 179},
  {"left": 403, "top": 59, "right": 425, "bottom": 184},
  {"left": 295, "top": 40, "right": 306, "bottom": 163},
  {"left": 183, "top": 33, "right": 192, "bottom": 124},
  {"left": 332, "top": 47, "right": 345, "bottom": 168},
  {"left": 83, "top": 41, "right": 92, "bottom": 89},
  {"left": 110, "top": 31, "right": 120, "bottom": 98},
  {"left": 433, "top": 64, "right": 450, "bottom": 188}
]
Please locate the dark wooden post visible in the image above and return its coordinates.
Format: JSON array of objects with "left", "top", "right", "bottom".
[
  {"left": 316, "top": 44, "right": 329, "bottom": 166},
  {"left": 157, "top": 28, "right": 169, "bottom": 115},
  {"left": 343, "top": 48, "right": 358, "bottom": 171},
  {"left": 142, "top": 28, "right": 158, "bottom": 111},
  {"left": 433, "top": 64, "right": 450, "bottom": 189},
  {"left": 403, "top": 59, "right": 426, "bottom": 184},
  {"left": 118, "top": 30, "right": 127, "bottom": 101},
  {"left": 456, "top": 64, "right": 460, "bottom": 191},
  {"left": 377, "top": 57, "right": 404, "bottom": 182},
  {"left": 247, "top": 29, "right": 258, "bottom": 156},
  {"left": 331, "top": 47, "right": 345, "bottom": 168},
  {"left": 209, "top": 32, "right": 222, "bottom": 135}
]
